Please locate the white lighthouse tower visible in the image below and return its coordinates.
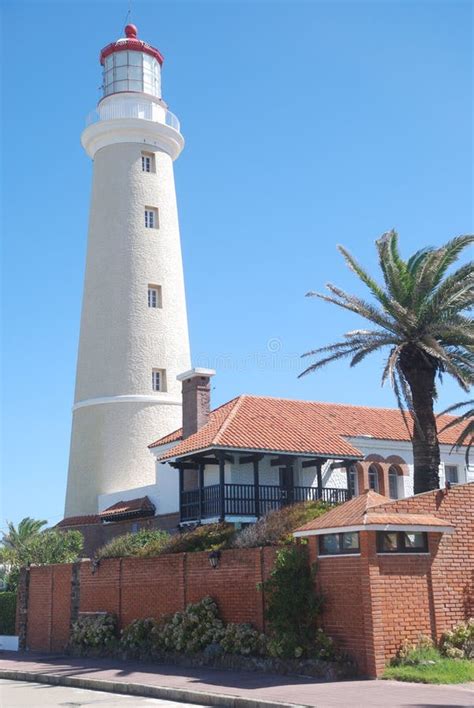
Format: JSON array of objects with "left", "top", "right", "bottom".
[{"left": 64, "top": 24, "right": 191, "bottom": 516}]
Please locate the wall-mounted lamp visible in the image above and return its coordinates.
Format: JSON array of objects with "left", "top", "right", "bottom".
[{"left": 208, "top": 550, "right": 221, "bottom": 569}]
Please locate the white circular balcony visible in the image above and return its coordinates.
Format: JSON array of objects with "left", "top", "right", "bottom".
[{"left": 85, "top": 98, "right": 181, "bottom": 133}]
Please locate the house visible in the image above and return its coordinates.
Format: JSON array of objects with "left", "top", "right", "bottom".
[{"left": 95, "top": 369, "right": 471, "bottom": 531}]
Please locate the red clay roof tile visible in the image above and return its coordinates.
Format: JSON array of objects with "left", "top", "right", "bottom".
[{"left": 149, "top": 396, "right": 467, "bottom": 462}]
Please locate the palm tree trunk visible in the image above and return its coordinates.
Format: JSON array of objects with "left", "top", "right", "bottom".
[{"left": 400, "top": 347, "right": 440, "bottom": 493}]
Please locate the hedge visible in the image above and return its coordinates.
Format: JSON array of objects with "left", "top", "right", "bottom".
[{"left": 0, "top": 592, "right": 17, "bottom": 635}]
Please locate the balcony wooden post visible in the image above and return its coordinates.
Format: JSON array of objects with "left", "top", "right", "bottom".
[
  {"left": 253, "top": 457, "right": 260, "bottom": 518},
  {"left": 286, "top": 460, "right": 294, "bottom": 505},
  {"left": 217, "top": 451, "right": 226, "bottom": 522},
  {"left": 316, "top": 461, "right": 323, "bottom": 500},
  {"left": 198, "top": 463, "right": 205, "bottom": 522},
  {"left": 178, "top": 463, "right": 184, "bottom": 523},
  {"left": 345, "top": 462, "right": 353, "bottom": 499}
]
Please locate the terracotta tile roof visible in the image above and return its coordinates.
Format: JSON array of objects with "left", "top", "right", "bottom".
[
  {"left": 149, "top": 395, "right": 467, "bottom": 462},
  {"left": 295, "top": 491, "right": 389, "bottom": 533},
  {"left": 56, "top": 515, "right": 101, "bottom": 528},
  {"left": 294, "top": 490, "right": 454, "bottom": 535},
  {"left": 364, "top": 513, "right": 453, "bottom": 528},
  {"left": 99, "top": 496, "right": 155, "bottom": 520}
]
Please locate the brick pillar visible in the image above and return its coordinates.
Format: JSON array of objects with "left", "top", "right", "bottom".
[
  {"left": 379, "top": 464, "right": 390, "bottom": 497},
  {"left": 357, "top": 462, "right": 370, "bottom": 493},
  {"left": 360, "top": 531, "right": 385, "bottom": 677},
  {"left": 16, "top": 567, "right": 30, "bottom": 651}
]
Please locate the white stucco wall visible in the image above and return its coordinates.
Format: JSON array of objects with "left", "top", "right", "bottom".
[{"left": 65, "top": 121, "right": 190, "bottom": 516}]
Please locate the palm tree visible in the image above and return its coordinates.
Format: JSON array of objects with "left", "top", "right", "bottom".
[
  {"left": 1, "top": 517, "right": 47, "bottom": 551},
  {"left": 439, "top": 400, "right": 474, "bottom": 465},
  {"left": 300, "top": 231, "right": 474, "bottom": 493}
]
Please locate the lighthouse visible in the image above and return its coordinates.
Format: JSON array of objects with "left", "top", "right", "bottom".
[{"left": 64, "top": 24, "right": 191, "bottom": 516}]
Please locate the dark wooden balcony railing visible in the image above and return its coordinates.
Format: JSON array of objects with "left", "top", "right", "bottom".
[{"left": 180, "top": 483, "right": 348, "bottom": 523}]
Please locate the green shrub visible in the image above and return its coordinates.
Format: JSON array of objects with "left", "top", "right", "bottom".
[
  {"left": 441, "top": 619, "right": 474, "bottom": 660},
  {"left": 96, "top": 529, "right": 170, "bottom": 559},
  {"left": 221, "top": 623, "right": 267, "bottom": 656},
  {"left": 394, "top": 635, "right": 439, "bottom": 666},
  {"left": 70, "top": 613, "right": 117, "bottom": 649},
  {"left": 0, "top": 592, "right": 17, "bottom": 635},
  {"left": 121, "top": 617, "right": 158, "bottom": 655},
  {"left": 139, "top": 523, "right": 235, "bottom": 557},
  {"left": 261, "top": 545, "right": 326, "bottom": 659},
  {"left": 233, "top": 501, "right": 331, "bottom": 548},
  {"left": 152, "top": 597, "right": 224, "bottom": 653}
]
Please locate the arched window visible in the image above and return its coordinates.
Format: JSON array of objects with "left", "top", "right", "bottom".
[
  {"left": 388, "top": 465, "right": 399, "bottom": 499},
  {"left": 368, "top": 464, "right": 379, "bottom": 492},
  {"left": 348, "top": 464, "right": 358, "bottom": 497}
]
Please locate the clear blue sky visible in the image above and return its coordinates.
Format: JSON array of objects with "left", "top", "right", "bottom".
[{"left": 1, "top": 1, "right": 472, "bottom": 529}]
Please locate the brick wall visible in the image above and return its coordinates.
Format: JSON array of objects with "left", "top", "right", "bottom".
[
  {"left": 311, "top": 483, "right": 474, "bottom": 676},
  {"left": 25, "top": 547, "right": 277, "bottom": 653},
  {"left": 22, "top": 484, "right": 474, "bottom": 678}
]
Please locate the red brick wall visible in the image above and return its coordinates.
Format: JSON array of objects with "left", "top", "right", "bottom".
[
  {"left": 25, "top": 547, "right": 276, "bottom": 652},
  {"left": 23, "top": 484, "right": 474, "bottom": 678},
  {"left": 26, "top": 564, "right": 72, "bottom": 653},
  {"left": 312, "top": 483, "right": 474, "bottom": 676}
]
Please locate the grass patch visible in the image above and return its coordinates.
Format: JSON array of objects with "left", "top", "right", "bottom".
[{"left": 383, "top": 658, "right": 474, "bottom": 684}]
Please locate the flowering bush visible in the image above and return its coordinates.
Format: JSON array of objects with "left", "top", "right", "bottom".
[
  {"left": 140, "top": 524, "right": 235, "bottom": 557},
  {"left": 441, "top": 619, "right": 474, "bottom": 660},
  {"left": 96, "top": 529, "right": 169, "bottom": 559},
  {"left": 233, "top": 501, "right": 331, "bottom": 548},
  {"left": 220, "top": 623, "right": 267, "bottom": 656},
  {"left": 152, "top": 597, "right": 225, "bottom": 654},
  {"left": 70, "top": 613, "right": 117, "bottom": 649},
  {"left": 121, "top": 617, "right": 158, "bottom": 655}
]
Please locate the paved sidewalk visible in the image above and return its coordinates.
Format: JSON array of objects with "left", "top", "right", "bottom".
[{"left": 0, "top": 652, "right": 473, "bottom": 707}]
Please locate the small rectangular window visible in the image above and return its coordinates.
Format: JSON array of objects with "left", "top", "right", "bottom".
[
  {"left": 147, "top": 285, "right": 162, "bottom": 308},
  {"left": 144, "top": 207, "right": 159, "bottom": 229},
  {"left": 445, "top": 465, "right": 458, "bottom": 485},
  {"left": 319, "top": 532, "right": 360, "bottom": 556},
  {"left": 376, "top": 531, "right": 428, "bottom": 554},
  {"left": 141, "top": 152, "right": 155, "bottom": 173},
  {"left": 152, "top": 368, "right": 166, "bottom": 392}
]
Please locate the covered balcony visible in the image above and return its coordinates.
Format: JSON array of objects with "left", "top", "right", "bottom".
[{"left": 172, "top": 451, "right": 354, "bottom": 525}]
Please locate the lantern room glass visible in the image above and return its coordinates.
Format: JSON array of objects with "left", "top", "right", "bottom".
[{"left": 103, "top": 51, "right": 161, "bottom": 98}]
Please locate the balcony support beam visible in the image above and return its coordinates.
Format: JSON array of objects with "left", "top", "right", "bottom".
[{"left": 217, "top": 451, "right": 226, "bottom": 522}]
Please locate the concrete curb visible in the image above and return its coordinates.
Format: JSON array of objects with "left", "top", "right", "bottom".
[{"left": 0, "top": 669, "right": 310, "bottom": 708}]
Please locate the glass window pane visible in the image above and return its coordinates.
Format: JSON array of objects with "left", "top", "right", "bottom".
[
  {"left": 114, "top": 80, "right": 128, "bottom": 92},
  {"left": 342, "top": 532, "right": 359, "bottom": 551},
  {"left": 128, "top": 80, "right": 143, "bottom": 92},
  {"left": 129, "top": 51, "right": 143, "bottom": 66},
  {"left": 389, "top": 470, "right": 399, "bottom": 499},
  {"left": 104, "top": 55, "right": 113, "bottom": 71},
  {"left": 129, "top": 65, "right": 142, "bottom": 81},
  {"left": 379, "top": 532, "right": 398, "bottom": 551},
  {"left": 115, "top": 66, "right": 127, "bottom": 81},
  {"left": 115, "top": 51, "right": 127, "bottom": 66},
  {"left": 320, "top": 534, "right": 339, "bottom": 555},
  {"left": 404, "top": 532, "right": 426, "bottom": 550}
]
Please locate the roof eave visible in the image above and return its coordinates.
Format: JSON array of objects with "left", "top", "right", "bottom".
[
  {"left": 159, "top": 444, "right": 363, "bottom": 464},
  {"left": 294, "top": 523, "right": 455, "bottom": 537}
]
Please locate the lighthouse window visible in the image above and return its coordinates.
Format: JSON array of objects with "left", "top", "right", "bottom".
[
  {"left": 142, "top": 153, "right": 155, "bottom": 173},
  {"left": 148, "top": 286, "right": 162, "bottom": 308},
  {"left": 145, "top": 208, "right": 158, "bottom": 229},
  {"left": 102, "top": 51, "right": 161, "bottom": 98},
  {"left": 152, "top": 369, "right": 166, "bottom": 392}
]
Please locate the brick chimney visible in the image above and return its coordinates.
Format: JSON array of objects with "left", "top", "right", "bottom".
[{"left": 176, "top": 368, "right": 216, "bottom": 439}]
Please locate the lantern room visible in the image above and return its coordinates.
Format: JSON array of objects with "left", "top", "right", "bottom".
[{"left": 100, "top": 24, "right": 164, "bottom": 100}]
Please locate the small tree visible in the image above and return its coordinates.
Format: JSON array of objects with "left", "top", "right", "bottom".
[
  {"left": 261, "top": 545, "right": 323, "bottom": 658},
  {"left": 1, "top": 526, "right": 83, "bottom": 591}
]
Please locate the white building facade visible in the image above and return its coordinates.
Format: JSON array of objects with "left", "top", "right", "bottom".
[{"left": 65, "top": 24, "right": 191, "bottom": 516}]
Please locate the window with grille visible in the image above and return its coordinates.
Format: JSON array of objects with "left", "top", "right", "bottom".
[
  {"left": 152, "top": 369, "right": 166, "bottom": 392},
  {"left": 445, "top": 465, "right": 459, "bottom": 484},
  {"left": 368, "top": 464, "right": 380, "bottom": 492},
  {"left": 388, "top": 466, "right": 399, "bottom": 499},
  {"left": 142, "top": 152, "right": 155, "bottom": 173},
  {"left": 148, "top": 285, "right": 162, "bottom": 308},
  {"left": 144, "top": 207, "right": 158, "bottom": 229}
]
